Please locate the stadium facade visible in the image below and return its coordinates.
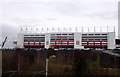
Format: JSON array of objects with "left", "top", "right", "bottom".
[{"left": 17, "top": 32, "right": 116, "bottom": 49}]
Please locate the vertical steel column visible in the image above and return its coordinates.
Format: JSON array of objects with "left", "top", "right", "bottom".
[{"left": 45, "top": 58, "right": 48, "bottom": 77}]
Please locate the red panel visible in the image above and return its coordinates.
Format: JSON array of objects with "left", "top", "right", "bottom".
[
  {"left": 82, "top": 44, "right": 107, "bottom": 46},
  {"left": 101, "top": 44, "right": 107, "bottom": 46},
  {"left": 51, "top": 40, "right": 74, "bottom": 42},
  {"left": 100, "top": 41, "right": 102, "bottom": 47},
  {"left": 24, "top": 44, "right": 29, "bottom": 46},
  {"left": 88, "top": 44, "right": 94, "bottom": 46},
  {"left": 24, "top": 44, "right": 44, "bottom": 46},
  {"left": 94, "top": 41, "right": 95, "bottom": 46},
  {"left": 82, "top": 44, "right": 87, "bottom": 46},
  {"left": 76, "top": 41, "right": 79, "bottom": 45},
  {"left": 34, "top": 44, "right": 40, "bottom": 46},
  {"left": 40, "top": 44, "right": 45, "bottom": 46},
  {"left": 82, "top": 40, "right": 107, "bottom": 42},
  {"left": 52, "top": 44, "right": 74, "bottom": 46}
]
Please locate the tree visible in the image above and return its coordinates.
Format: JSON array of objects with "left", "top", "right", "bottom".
[{"left": 73, "top": 57, "right": 87, "bottom": 76}]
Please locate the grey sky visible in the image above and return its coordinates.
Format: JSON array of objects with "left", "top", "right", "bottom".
[{"left": 0, "top": 0, "right": 119, "bottom": 48}]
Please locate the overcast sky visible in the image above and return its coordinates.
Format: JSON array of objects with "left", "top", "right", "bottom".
[{"left": 0, "top": 0, "right": 119, "bottom": 48}]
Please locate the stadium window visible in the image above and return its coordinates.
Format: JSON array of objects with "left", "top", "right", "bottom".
[
  {"left": 82, "top": 39, "right": 87, "bottom": 41},
  {"left": 35, "top": 40, "right": 39, "bottom": 41},
  {"left": 51, "top": 39, "right": 55, "bottom": 40},
  {"left": 62, "top": 39, "right": 67, "bottom": 40},
  {"left": 95, "top": 34, "right": 100, "bottom": 35},
  {"left": 102, "top": 39, "right": 107, "bottom": 40},
  {"left": 69, "top": 34, "right": 74, "bottom": 35},
  {"left": 40, "top": 37, "right": 45, "bottom": 38},
  {"left": 30, "top": 35, "right": 34, "bottom": 36},
  {"left": 56, "top": 39, "right": 61, "bottom": 40},
  {"left": 24, "top": 40, "right": 28, "bottom": 41},
  {"left": 116, "top": 39, "right": 120, "bottom": 45},
  {"left": 82, "top": 34, "right": 87, "bottom": 36},
  {"left": 56, "top": 34, "right": 61, "bottom": 35},
  {"left": 95, "top": 39, "right": 100, "bottom": 40},
  {"left": 69, "top": 39, "right": 74, "bottom": 40},
  {"left": 51, "top": 34, "right": 55, "bottom": 35},
  {"left": 102, "top": 34, "right": 107, "bottom": 35},
  {"left": 29, "top": 40, "right": 34, "bottom": 41},
  {"left": 88, "top": 34, "right": 94, "bottom": 35},
  {"left": 24, "top": 35, "right": 29, "bottom": 36},
  {"left": 41, "top": 35, "right": 45, "bottom": 36},
  {"left": 62, "top": 34, "right": 67, "bottom": 35},
  {"left": 89, "top": 39, "right": 94, "bottom": 40}
]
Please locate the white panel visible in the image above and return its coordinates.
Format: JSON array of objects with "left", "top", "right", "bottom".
[
  {"left": 24, "top": 42, "right": 28, "bottom": 43},
  {"left": 118, "top": 1, "right": 120, "bottom": 39},
  {"left": 107, "top": 32, "right": 116, "bottom": 49},
  {"left": 45, "top": 33, "right": 51, "bottom": 49},
  {"left": 35, "top": 42, "right": 39, "bottom": 43},
  {"left": 89, "top": 42, "right": 94, "bottom": 43},
  {"left": 50, "top": 42, "right": 55, "bottom": 43},
  {"left": 74, "top": 33, "right": 84, "bottom": 49},
  {"left": 29, "top": 42, "right": 34, "bottom": 43},
  {"left": 17, "top": 33, "right": 24, "bottom": 48}
]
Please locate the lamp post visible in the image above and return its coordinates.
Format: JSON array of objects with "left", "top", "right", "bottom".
[
  {"left": 45, "top": 58, "right": 48, "bottom": 77},
  {"left": 45, "top": 54, "right": 56, "bottom": 77}
]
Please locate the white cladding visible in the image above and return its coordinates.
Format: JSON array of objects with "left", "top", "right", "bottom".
[
  {"left": 107, "top": 32, "right": 116, "bottom": 49},
  {"left": 17, "top": 32, "right": 116, "bottom": 49},
  {"left": 17, "top": 33, "right": 24, "bottom": 48},
  {"left": 45, "top": 33, "right": 51, "bottom": 49},
  {"left": 119, "top": 1, "right": 120, "bottom": 39},
  {"left": 74, "top": 33, "right": 84, "bottom": 49}
]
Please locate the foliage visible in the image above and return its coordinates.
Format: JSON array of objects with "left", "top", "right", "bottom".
[
  {"left": 73, "top": 57, "right": 87, "bottom": 76},
  {"left": 28, "top": 51, "right": 37, "bottom": 64}
]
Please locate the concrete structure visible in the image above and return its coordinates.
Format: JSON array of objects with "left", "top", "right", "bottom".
[
  {"left": 17, "top": 32, "right": 116, "bottom": 49},
  {"left": 17, "top": 33, "right": 24, "bottom": 48},
  {"left": 107, "top": 32, "right": 116, "bottom": 49},
  {"left": 45, "top": 33, "right": 51, "bottom": 49},
  {"left": 115, "top": 2, "right": 120, "bottom": 48},
  {"left": 118, "top": 1, "right": 120, "bottom": 39},
  {"left": 74, "top": 33, "right": 83, "bottom": 49}
]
